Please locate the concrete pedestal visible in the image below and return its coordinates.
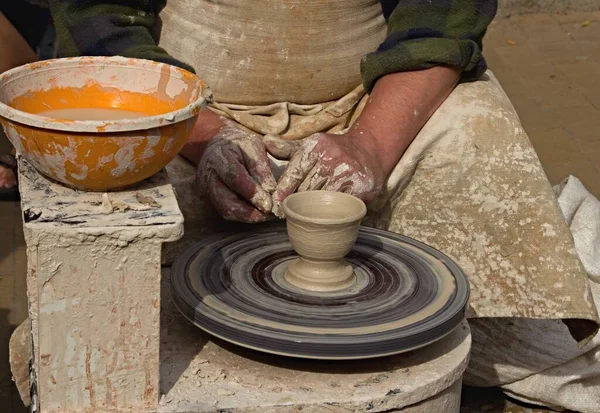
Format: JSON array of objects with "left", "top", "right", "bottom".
[
  {"left": 19, "top": 157, "right": 184, "bottom": 413},
  {"left": 19, "top": 156, "right": 471, "bottom": 413}
]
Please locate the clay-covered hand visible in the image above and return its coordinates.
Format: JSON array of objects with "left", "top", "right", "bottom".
[
  {"left": 197, "top": 122, "right": 277, "bottom": 223},
  {"left": 265, "top": 132, "right": 384, "bottom": 217}
]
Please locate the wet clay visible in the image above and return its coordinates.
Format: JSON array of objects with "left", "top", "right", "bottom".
[
  {"left": 38, "top": 107, "right": 147, "bottom": 121},
  {"left": 282, "top": 191, "right": 367, "bottom": 292}
]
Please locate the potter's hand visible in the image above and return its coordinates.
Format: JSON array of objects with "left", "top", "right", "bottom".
[
  {"left": 197, "top": 122, "right": 276, "bottom": 223},
  {"left": 266, "top": 132, "right": 384, "bottom": 217}
]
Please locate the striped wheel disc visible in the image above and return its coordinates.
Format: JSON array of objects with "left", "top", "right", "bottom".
[{"left": 171, "top": 222, "right": 469, "bottom": 360}]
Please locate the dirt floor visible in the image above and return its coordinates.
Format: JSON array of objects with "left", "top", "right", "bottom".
[
  {"left": 1, "top": 11, "right": 599, "bottom": 413},
  {"left": 485, "top": 11, "right": 600, "bottom": 199}
]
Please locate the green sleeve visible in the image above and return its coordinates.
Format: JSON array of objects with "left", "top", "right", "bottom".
[
  {"left": 361, "top": 0, "right": 498, "bottom": 92},
  {"left": 48, "top": 0, "right": 195, "bottom": 73}
]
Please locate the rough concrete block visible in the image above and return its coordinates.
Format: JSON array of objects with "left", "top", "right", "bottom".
[{"left": 18, "top": 157, "right": 183, "bottom": 413}]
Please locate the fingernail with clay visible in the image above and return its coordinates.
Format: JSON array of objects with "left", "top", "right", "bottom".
[
  {"left": 272, "top": 200, "right": 285, "bottom": 219},
  {"left": 251, "top": 191, "right": 273, "bottom": 214}
]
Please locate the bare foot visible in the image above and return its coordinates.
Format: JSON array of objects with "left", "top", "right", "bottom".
[{"left": 0, "top": 164, "right": 16, "bottom": 188}]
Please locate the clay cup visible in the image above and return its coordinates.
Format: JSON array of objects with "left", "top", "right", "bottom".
[{"left": 282, "top": 191, "right": 367, "bottom": 292}]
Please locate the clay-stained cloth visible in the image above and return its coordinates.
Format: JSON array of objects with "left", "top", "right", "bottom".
[{"left": 370, "top": 71, "right": 599, "bottom": 343}]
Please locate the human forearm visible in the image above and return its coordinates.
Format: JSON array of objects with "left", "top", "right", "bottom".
[
  {"left": 354, "top": 0, "right": 497, "bottom": 181},
  {"left": 351, "top": 66, "right": 461, "bottom": 181},
  {"left": 179, "top": 109, "right": 227, "bottom": 165}
]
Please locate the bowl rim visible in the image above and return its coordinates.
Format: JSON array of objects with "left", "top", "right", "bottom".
[
  {"left": 0, "top": 56, "right": 209, "bottom": 133},
  {"left": 282, "top": 190, "right": 367, "bottom": 225}
]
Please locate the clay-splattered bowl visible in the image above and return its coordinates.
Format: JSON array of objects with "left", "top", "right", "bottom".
[{"left": 0, "top": 56, "right": 210, "bottom": 191}]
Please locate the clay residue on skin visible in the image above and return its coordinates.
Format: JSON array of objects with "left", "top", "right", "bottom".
[
  {"left": 269, "top": 133, "right": 377, "bottom": 218},
  {"left": 198, "top": 121, "right": 277, "bottom": 222}
]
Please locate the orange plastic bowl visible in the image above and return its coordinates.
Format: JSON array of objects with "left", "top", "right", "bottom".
[{"left": 0, "top": 56, "right": 210, "bottom": 191}]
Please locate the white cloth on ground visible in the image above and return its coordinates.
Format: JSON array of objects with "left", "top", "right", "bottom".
[
  {"left": 554, "top": 176, "right": 600, "bottom": 283},
  {"left": 499, "top": 177, "right": 600, "bottom": 412},
  {"left": 465, "top": 176, "right": 600, "bottom": 413}
]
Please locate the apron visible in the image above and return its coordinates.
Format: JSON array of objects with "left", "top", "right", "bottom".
[
  {"left": 158, "top": 0, "right": 386, "bottom": 139},
  {"left": 158, "top": 0, "right": 386, "bottom": 105}
]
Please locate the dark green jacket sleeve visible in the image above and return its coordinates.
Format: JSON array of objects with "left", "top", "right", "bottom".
[
  {"left": 48, "top": 0, "right": 194, "bottom": 73},
  {"left": 361, "top": 0, "right": 498, "bottom": 92}
]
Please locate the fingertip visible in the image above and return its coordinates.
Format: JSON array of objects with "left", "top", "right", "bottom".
[
  {"left": 245, "top": 146, "right": 278, "bottom": 193},
  {"left": 247, "top": 210, "right": 269, "bottom": 223},
  {"left": 263, "top": 135, "right": 298, "bottom": 160},
  {"left": 271, "top": 200, "right": 285, "bottom": 219},
  {"left": 271, "top": 188, "right": 288, "bottom": 205},
  {"left": 228, "top": 208, "right": 268, "bottom": 224},
  {"left": 261, "top": 176, "right": 277, "bottom": 194},
  {"left": 251, "top": 189, "right": 273, "bottom": 214},
  {"left": 207, "top": 175, "right": 268, "bottom": 223}
]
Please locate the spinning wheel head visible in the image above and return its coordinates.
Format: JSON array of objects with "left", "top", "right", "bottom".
[{"left": 171, "top": 222, "right": 469, "bottom": 360}]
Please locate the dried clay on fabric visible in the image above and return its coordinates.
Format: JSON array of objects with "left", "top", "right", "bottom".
[{"left": 159, "top": 1, "right": 385, "bottom": 105}]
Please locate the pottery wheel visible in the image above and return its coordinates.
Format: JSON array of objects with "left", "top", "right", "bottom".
[{"left": 171, "top": 223, "right": 469, "bottom": 360}]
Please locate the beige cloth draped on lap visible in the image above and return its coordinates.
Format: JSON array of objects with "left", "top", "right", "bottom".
[
  {"left": 158, "top": 1, "right": 600, "bottom": 411},
  {"left": 210, "top": 85, "right": 368, "bottom": 140}
]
